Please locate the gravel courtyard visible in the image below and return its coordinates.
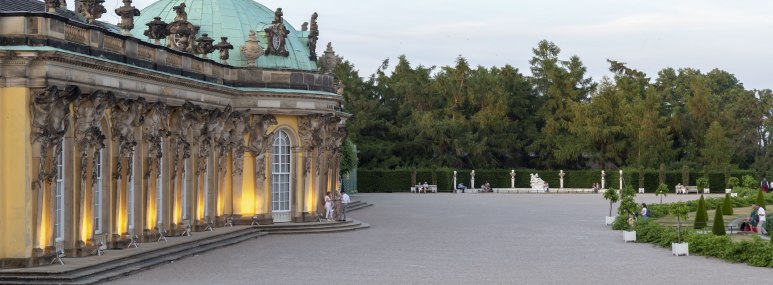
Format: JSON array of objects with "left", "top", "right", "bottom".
[{"left": 108, "top": 193, "right": 770, "bottom": 285}]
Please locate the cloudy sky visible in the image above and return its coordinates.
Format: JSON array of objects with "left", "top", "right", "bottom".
[{"left": 73, "top": 0, "right": 773, "bottom": 89}]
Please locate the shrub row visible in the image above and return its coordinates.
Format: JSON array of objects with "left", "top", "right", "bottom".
[
  {"left": 633, "top": 221, "right": 773, "bottom": 267},
  {"left": 358, "top": 169, "right": 755, "bottom": 193}
]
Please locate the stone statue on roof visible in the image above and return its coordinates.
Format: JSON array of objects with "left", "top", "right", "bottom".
[{"left": 173, "top": 3, "right": 187, "bottom": 22}]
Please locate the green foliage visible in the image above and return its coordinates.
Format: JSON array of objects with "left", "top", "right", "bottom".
[
  {"left": 655, "top": 183, "right": 669, "bottom": 200},
  {"left": 722, "top": 194, "right": 734, "bottom": 215},
  {"left": 611, "top": 215, "right": 629, "bottom": 231},
  {"left": 712, "top": 205, "right": 726, "bottom": 235},
  {"left": 696, "top": 177, "right": 709, "bottom": 190},
  {"left": 339, "top": 139, "right": 359, "bottom": 175},
  {"left": 603, "top": 188, "right": 619, "bottom": 217},
  {"left": 632, "top": 219, "right": 773, "bottom": 267},
  {"left": 617, "top": 186, "right": 638, "bottom": 230},
  {"left": 682, "top": 165, "right": 690, "bottom": 187},
  {"left": 743, "top": 175, "right": 756, "bottom": 188},
  {"left": 669, "top": 202, "right": 690, "bottom": 242},
  {"left": 727, "top": 177, "right": 739, "bottom": 188},
  {"left": 756, "top": 189, "right": 766, "bottom": 209},
  {"left": 694, "top": 195, "right": 708, "bottom": 229}
]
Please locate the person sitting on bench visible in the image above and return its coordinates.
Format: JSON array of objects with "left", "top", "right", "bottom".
[{"left": 457, "top": 183, "right": 466, "bottom": 193}]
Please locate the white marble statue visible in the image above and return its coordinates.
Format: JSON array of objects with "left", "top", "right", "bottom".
[{"left": 530, "top": 173, "right": 546, "bottom": 191}]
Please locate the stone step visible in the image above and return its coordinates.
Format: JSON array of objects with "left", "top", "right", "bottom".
[
  {"left": 0, "top": 227, "right": 264, "bottom": 284},
  {"left": 266, "top": 221, "right": 370, "bottom": 235},
  {"left": 258, "top": 220, "right": 364, "bottom": 233}
]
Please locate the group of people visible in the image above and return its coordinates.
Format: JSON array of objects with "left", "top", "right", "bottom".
[
  {"left": 324, "top": 189, "right": 350, "bottom": 222},
  {"left": 739, "top": 203, "right": 768, "bottom": 236},
  {"left": 455, "top": 181, "right": 493, "bottom": 193}
]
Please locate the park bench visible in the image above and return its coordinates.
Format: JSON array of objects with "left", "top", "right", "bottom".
[
  {"left": 675, "top": 185, "right": 699, "bottom": 194},
  {"left": 411, "top": 184, "right": 437, "bottom": 193}
]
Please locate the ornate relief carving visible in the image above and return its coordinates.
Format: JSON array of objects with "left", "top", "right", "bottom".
[
  {"left": 144, "top": 17, "right": 169, "bottom": 45},
  {"left": 264, "top": 8, "right": 290, "bottom": 57},
  {"left": 307, "top": 12, "right": 319, "bottom": 61},
  {"left": 30, "top": 86, "right": 79, "bottom": 189},
  {"left": 223, "top": 110, "right": 249, "bottom": 176},
  {"left": 247, "top": 114, "right": 277, "bottom": 180},
  {"left": 167, "top": 106, "right": 191, "bottom": 180},
  {"left": 241, "top": 30, "right": 263, "bottom": 67},
  {"left": 298, "top": 114, "right": 324, "bottom": 176},
  {"left": 143, "top": 101, "right": 169, "bottom": 180},
  {"left": 74, "top": 90, "right": 114, "bottom": 184},
  {"left": 165, "top": 3, "right": 197, "bottom": 52},
  {"left": 214, "top": 37, "right": 234, "bottom": 64},
  {"left": 112, "top": 97, "right": 145, "bottom": 179},
  {"left": 78, "top": 0, "right": 107, "bottom": 24},
  {"left": 115, "top": 0, "right": 141, "bottom": 35}
]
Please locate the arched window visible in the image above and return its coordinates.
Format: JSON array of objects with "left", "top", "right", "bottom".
[
  {"left": 93, "top": 149, "right": 103, "bottom": 234},
  {"left": 55, "top": 141, "right": 65, "bottom": 240},
  {"left": 271, "top": 130, "right": 291, "bottom": 220}
]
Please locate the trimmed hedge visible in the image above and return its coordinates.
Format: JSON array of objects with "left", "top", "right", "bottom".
[{"left": 358, "top": 168, "right": 756, "bottom": 193}]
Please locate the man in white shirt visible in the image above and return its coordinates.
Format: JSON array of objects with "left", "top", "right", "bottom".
[
  {"left": 756, "top": 204, "right": 767, "bottom": 236},
  {"left": 340, "top": 190, "right": 351, "bottom": 221}
]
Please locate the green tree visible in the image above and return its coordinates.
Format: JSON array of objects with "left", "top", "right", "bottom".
[
  {"left": 669, "top": 202, "right": 690, "bottom": 243},
  {"left": 694, "top": 195, "right": 708, "bottom": 229},
  {"left": 617, "top": 186, "right": 639, "bottom": 230},
  {"left": 655, "top": 183, "right": 669, "bottom": 204},
  {"left": 756, "top": 189, "right": 766, "bottom": 209},
  {"left": 603, "top": 188, "right": 619, "bottom": 217},
  {"left": 702, "top": 121, "right": 732, "bottom": 170},
  {"left": 339, "top": 139, "right": 358, "bottom": 175},
  {"left": 722, "top": 193, "right": 733, "bottom": 215},
  {"left": 712, "top": 205, "right": 726, "bottom": 235}
]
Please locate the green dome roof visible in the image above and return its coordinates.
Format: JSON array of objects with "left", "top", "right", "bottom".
[{"left": 133, "top": 0, "right": 318, "bottom": 71}]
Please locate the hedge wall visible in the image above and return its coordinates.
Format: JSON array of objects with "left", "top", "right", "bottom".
[{"left": 358, "top": 168, "right": 757, "bottom": 193}]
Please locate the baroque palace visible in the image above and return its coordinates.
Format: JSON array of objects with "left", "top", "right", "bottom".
[{"left": 0, "top": 0, "right": 347, "bottom": 268}]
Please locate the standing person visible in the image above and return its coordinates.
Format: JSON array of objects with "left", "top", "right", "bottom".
[
  {"left": 324, "top": 191, "right": 333, "bottom": 221},
  {"left": 749, "top": 204, "right": 760, "bottom": 233},
  {"left": 762, "top": 177, "right": 769, "bottom": 193},
  {"left": 756, "top": 204, "right": 767, "bottom": 236},
  {"left": 340, "top": 190, "right": 351, "bottom": 221},
  {"left": 641, "top": 203, "right": 650, "bottom": 221}
]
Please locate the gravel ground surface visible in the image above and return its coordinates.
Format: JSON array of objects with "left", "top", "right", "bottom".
[{"left": 107, "top": 193, "right": 770, "bottom": 285}]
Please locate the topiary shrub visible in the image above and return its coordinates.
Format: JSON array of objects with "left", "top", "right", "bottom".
[
  {"left": 727, "top": 177, "right": 739, "bottom": 189},
  {"left": 669, "top": 202, "right": 690, "bottom": 243},
  {"left": 603, "top": 188, "right": 619, "bottom": 217},
  {"left": 697, "top": 177, "right": 709, "bottom": 191},
  {"left": 694, "top": 195, "right": 708, "bottom": 229},
  {"left": 712, "top": 205, "right": 726, "bottom": 235},
  {"left": 756, "top": 189, "right": 767, "bottom": 209},
  {"left": 655, "top": 183, "right": 669, "bottom": 204},
  {"left": 617, "top": 186, "right": 639, "bottom": 231},
  {"left": 722, "top": 193, "right": 733, "bottom": 215}
]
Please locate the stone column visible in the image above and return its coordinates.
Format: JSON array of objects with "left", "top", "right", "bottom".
[
  {"left": 510, "top": 170, "right": 515, "bottom": 188},
  {"left": 601, "top": 170, "right": 606, "bottom": 189},
  {"left": 559, "top": 170, "right": 565, "bottom": 189}
]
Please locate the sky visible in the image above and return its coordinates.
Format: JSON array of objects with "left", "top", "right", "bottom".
[{"left": 71, "top": 0, "right": 773, "bottom": 90}]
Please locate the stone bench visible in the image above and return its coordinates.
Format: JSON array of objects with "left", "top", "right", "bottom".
[
  {"left": 675, "top": 186, "right": 699, "bottom": 194},
  {"left": 411, "top": 184, "right": 437, "bottom": 193}
]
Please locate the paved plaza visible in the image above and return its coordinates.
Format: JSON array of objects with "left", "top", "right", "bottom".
[{"left": 107, "top": 193, "right": 770, "bottom": 285}]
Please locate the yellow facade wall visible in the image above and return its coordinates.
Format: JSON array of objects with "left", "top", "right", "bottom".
[{"left": 0, "top": 87, "right": 33, "bottom": 259}]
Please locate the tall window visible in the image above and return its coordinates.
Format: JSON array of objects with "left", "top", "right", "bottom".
[
  {"left": 93, "top": 149, "right": 103, "bottom": 234},
  {"left": 272, "top": 131, "right": 291, "bottom": 212},
  {"left": 127, "top": 156, "right": 135, "bottom": 230},
  {"left": 157, "top": 142, "right": 164, "bottom": 224},
  {"left": 181, "top": 161, "right": 188, "bottom": 220},
  {"left": 55, "top": 141, "right": 65, "bottom": 240}
]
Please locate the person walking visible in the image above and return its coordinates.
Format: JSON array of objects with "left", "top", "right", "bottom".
[
  {"left": 340, "top": 190, "right": 351, "bottom": 221},
  {"left": 762, "top": 178, "right": 769, "bottom": 193},
  {"left": 324, "top": 191, "right": 333, "bottom": 221},
  {"left": 641, "top": 203, "right": 650, "bottom": 222},
  {"left": 755, "top": 204, "right": 767, "bottom": 236}
]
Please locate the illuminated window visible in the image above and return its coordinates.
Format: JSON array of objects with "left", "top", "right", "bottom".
[
  {"left": 94, "top": 149, "right": 103, "bottom": 234},
  {"left": 54, "top": 141, "right": 65, "bottom": 240},
  {"left": 272, "top": 131, "right": 291, "bottom": 212}
]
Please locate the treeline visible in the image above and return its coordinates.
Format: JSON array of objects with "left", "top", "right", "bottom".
[{"left": 334, "top": 40, "right": 773, "bottom": 173}]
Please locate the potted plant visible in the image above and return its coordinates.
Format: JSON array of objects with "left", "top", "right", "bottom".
[
  {"left": 655, "top": 183, "right": 668, "bottom": 204},
  {"left": 618, "top": 186, "right": 639, "bottom": 242},
  {"left": 669, "top": 202, "right": 690, "bottom": 256},
  {"left": 697, "top": 177, "right": 710, "bottom": 194},
  {"left": 603, "top": 186, "right": 619, "bottom": 226}
]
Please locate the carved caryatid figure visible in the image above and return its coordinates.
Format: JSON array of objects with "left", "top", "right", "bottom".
[
  {"left": 143, "top": 101, "right": 169, "bottom": 179},
  {"left": 241, "top": 30, "right": 263, "bottom": 67},
  {"left": 74, "top": 91, "right": 114, "bottom": 183},
  {"left": 222, "top": 110, "right": 250, "bottom": 176},
  {"left": 307, "top": 12, "right": 319, "bottom": 61},
  {"left": 264, "top": 8, "right": 290, "bottom": 57},
  {"left": 30, "top": 85, "right": 79, "bottom": 188},
  {"left": 247, "top": 115, "right": 277, "bottom": 180},
  {"left": 111, "top": 97, "right": 145, "bottom": 179}
]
